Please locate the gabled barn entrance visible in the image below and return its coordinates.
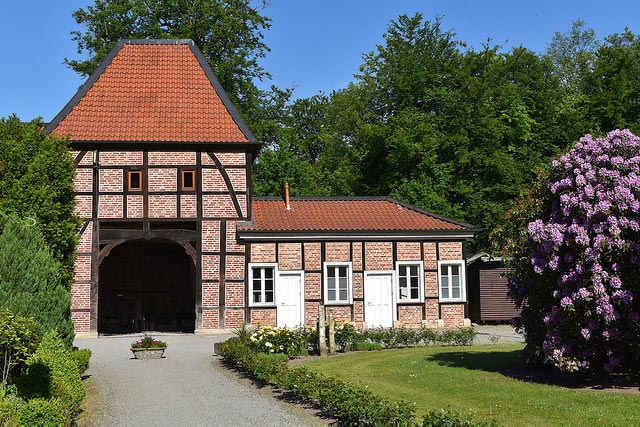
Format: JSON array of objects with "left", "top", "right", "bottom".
[{"left": 98, "top": 238, "right": 196, "bottom": 334}]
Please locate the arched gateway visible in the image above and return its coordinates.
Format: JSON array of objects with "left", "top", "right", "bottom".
[{"left": 98, "top": 238, "right": 196, "bottom": 333}]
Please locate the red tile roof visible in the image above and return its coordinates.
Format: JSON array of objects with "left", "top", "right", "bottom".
[
  {"left": 240, "top": 197, "right": 474, "bottom": 236},
  {"left": 49, "top": 40, "right": 252, "bottom": 143}
]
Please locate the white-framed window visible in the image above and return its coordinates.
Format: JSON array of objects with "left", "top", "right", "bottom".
[
  {"left": 248, "top": 263, "right": 278, "bottom": 307},
  {"left": 438, "top": 260, "right": 466, "bottom": 302},
  {"left": 323, "top": 262, "right": 352, "bottom": 304},
  {"left": 396, "top": 261, "right": 423, "bottom": 303}
]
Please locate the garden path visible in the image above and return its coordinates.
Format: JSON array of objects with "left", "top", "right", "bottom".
[{"left": 74, "top": 333, "right": 323, "bottom": 426}]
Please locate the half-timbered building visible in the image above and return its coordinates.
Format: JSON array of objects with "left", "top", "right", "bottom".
[{"left": 47, "top": 39, "right": 475, "bottom": 336}]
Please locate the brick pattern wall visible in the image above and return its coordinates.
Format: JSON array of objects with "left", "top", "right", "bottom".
[
  {"left": 148, "top": 152, "right": 196, "bottom": 165},
  {"left": 397, "top": 242, "right": 421, "bottom": 261},
  {"left": 397, "top": 305, "right": 423, "bottom": 327},
  {"left": 202, "top": 309, "right": 219, "bottom": 329},
  {"left": 74, "top": 168, "right": 92, "bottom": 192},
  {"left": 304, "top": 243, "right": 321, "bottom": 270},
  {"left": 250, "top": 243, "right": 276, "bottom": 263},
  {"left": 127, "top": 195, "right": 144, "bottom": 218},
  {"left": 364, "top": 242, "right": 393, "bottom": 270},
  {"left": 441, "top": 304, "right": 465, "bottom": 327},
  {"left": 74, "top": 151, "right": 93, "bottom": 166},
  {"left": 99, "top": 169, "right": 123, "bottom": 192},
  {"left": 325, "top": 305, "right": 352, "bottom": 323},
  {"left": 325, "top": 242, "right": 350, "bottom": 262},
  {"left": 225, "top": 282, "right": 244, "bottom": 307},
  {"left": 202, "top": 169, "right": 227, "bottom": 191},
  {"left": 98, "top": 195, "right": 123, "bottom": 218},
  {"left": 179, "top": 195, "right": 197, "bottom": 218},
  {"left": 352, "top": 242, "right": 363, "bottom": 271},
  {"left": 202, "top": 221, "right": 220, "bottom": 252},
  {"left": 423, "top": 242, "right": 437, "bottom": 270},
  {"left": 438, "top": 242, "right": 463, "bottom": 260},
  {"left": 74, "top": 195, "right": 92, "bottom": 218},
  {"left": 72, "top": 312, "right": 90, "bottom": 333},
  {"left": 224, "top": 309, "right": 245, "bottom": 328},
  {"left": 278, "top": 243, "right": 302, "bottom": 271},
  {"left": 148, "top": 195, "right": 177, "bottom": 218},
  {"left": 250, "top": 308, "right": 276, "bottom": 326},
  {"left": 225, "top": 256, "right": 245, "bottom": 281},
  {"left": 225, "top": 221, "right": 245, "bottom": 253},
  {"left": 202, "top": 283, "right": 219, "bottom": 307},
  {"left": 148, "top": 168, "right": 177, "bottom": 192},
  {"left": 100, "top": 151, "right": 144, "bottom": 166},
  {"left": 305, "top": 273, "right": 321, "bottom": 299},
  {"left": 202, "top": 194, "right": 237, "bottom": 217}
]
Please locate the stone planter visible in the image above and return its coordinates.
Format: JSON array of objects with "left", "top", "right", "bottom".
[{"left": 131, "top": 347, "right": 166, "bottom": 359}]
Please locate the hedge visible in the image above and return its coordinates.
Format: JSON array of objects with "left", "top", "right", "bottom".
[
  {"left": 218, "top": 337, "right": 417, "bottom": 425},
  {"left": 17, "top": 331, "right": 84, "bottom": 423}
]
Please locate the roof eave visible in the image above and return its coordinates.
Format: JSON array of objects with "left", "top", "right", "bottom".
[{"left": 236, "top": 228, "right": 476, "bottom": 242}]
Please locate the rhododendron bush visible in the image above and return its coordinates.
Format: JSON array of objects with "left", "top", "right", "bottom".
[{"left": 499, "top": 129, "right": 640, "bottom": 374}]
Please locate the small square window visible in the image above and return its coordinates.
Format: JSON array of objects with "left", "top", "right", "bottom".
[
  {"left": 128, "top": 171, "right": 142, "bottom": 191},
  {"left": 181, "top": 170, "right": 196, "bottom": 191}
]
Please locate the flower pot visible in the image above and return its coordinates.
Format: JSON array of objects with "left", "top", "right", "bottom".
[{"left": 131, "top": 347, "right": 166, "bottom": 359}]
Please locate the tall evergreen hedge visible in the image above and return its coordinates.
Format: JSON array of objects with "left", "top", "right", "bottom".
[{"left": 0, "top": 219, "right": 74, "bottom": 347}]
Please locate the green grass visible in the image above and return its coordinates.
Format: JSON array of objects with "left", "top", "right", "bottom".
[{"left": 300, "top": 344, "right": 640, "bottom": 426}]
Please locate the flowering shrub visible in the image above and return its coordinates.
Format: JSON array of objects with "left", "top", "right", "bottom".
[
  {"left": 504, "top": 129, "right": 640, "bottom": 373},
  {"left": 131, "top": 336, "right": 167, "bottom": 349},
  {"left": 249, "top": 326, "right": 308, "bottom": 357}
]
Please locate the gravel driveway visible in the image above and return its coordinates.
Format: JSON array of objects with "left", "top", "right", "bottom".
[{"left": 75, "top": 333, "right": 322, "bottom": 426}]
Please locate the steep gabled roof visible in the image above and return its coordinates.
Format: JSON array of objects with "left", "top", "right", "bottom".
[
  {"left": 46, "top": 39, "right": 255, "bottom": 143},
  {"left": 238, "top": 197, "right": 476, "bottom": 240}
]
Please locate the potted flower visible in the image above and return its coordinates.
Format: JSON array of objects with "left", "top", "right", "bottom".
[{"left": 130, "top": 335, "right": 168, "bottom": 359}]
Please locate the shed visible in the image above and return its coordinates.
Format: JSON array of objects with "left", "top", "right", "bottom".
[{"left": 466, "top": 252, "right": 520, "bottom": 323}]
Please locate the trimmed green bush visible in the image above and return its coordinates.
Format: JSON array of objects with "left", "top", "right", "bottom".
[
  {"left": 0, "top": 398, "right": 18, "bottom": 426},
  {"left": 353, "top": 341, "right": 383, "bottom": 351},
  {"left": 17, "top": 398, "right": 65, "bottom": 427},
  {"left": 422, "top": 408, "right": 496, "bottom": 427},
  {"left": 0, "top": 310, "right": 39, "bottom": 388},
  {"left": 71, "top": 349, "right": 91, "bottom": 375},
  {"left": 17, "top": 331, "right": 84, "bottom": 422},
  {"left": 218, "top": 338, "right": 416, "bottom": 425}
]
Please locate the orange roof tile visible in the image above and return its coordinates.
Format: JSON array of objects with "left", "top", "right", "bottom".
[
  {"left": 239, "top": 197, "right": 475, "bottom": 236},
  {"left": 48, "top": 39, "right": 253, "bottom": 143}
]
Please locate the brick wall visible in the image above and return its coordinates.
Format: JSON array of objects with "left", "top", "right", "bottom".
[
  {"left": 74, "top": 168, "right": 92, "bottom": 192},
  {"left": 325, "top": 305, "right": 352, "bottom": 323},
  {"left": 250, "top": 243, "right": 276, "bottom": 263},
  {"left": 278, "top": 243, "right": 302, "bottom": 270},
  {"left": 250, "top": 308, "right": 276, "bottom": 326},
  {"left": 148, "top": 168, "right": 177, "bottom": 192},
  {"left": 397, "top": 242, "right": 421, "bottom": 261},
  {"left": 98, "top": 195, "right": 123, "bottom": 218},
  {"left": 305, "top": 273, "right": 321, "bottom": 299},
  {"left": 325, "top": 242, "right": 350, "bottom": 262},
  {"left": 304, "top": 243, "right": 321, "bottom": 270},
  {"left": 224, "top": 308, "right": 245, "bottom": 328},
  {"left": 201, "top": 308, "right": 219, "bottom": 329},
  {"left": 74, "top": 195, "right": 92, "bottom": 218},
  {"left": 439, "top": 242, "right": 463, "bottom": 260},
  {"left": 364, "top": 242, "right": 393, "bottom": 270},
  {"left": 180, "top": 195, "right": 197, "bottom": 218},
  {"left": 148, "top": 151, "right": 196, "bottom": 165},
  {"left": 100, "top": 151, "right": 143, "bottom": 166},
  {"left": 99, "top": 169, "right": 123, "bottom": 192},
  {"left": 202, "top": 221, "right": 220, "bottom": 252},
  {"left": 225, "top": 282, "right": 244, "bottom": 307},
  {"left": 127, "top": 195, "right": 144, "bottom": 218},
  {"left": 148, "top": 195, "right": 177, "bottom": 218},
  {"left": 225, "top": 256, "right": 245, "bottom": 281},
  {"left": 202, "top": 194, "right": 237, "bottom": 217},
  {"left": 71, "top": 312, "right": 90, "bottom": 333},
  {"left": 397, "top": 305, "right": 423, "bottom": 327},
  {"left": 441, "top": 304, "right": 465, "bottom": 327}
]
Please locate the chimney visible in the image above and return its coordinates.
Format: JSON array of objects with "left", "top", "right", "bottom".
[{"left": 284, "top": 182, "right": 292, "bottom": 211}]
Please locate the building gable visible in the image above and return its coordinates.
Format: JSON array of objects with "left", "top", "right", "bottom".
[{"left": 46, "top": 39, "right": 255, "bottom": 143}]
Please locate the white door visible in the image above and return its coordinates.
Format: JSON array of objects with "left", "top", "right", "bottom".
[
  {"left": 276, "top": 271, "right": 304, "bottom": 328},
  {"left": 364, "top": 272, "right": 394, "bottom": 328}
]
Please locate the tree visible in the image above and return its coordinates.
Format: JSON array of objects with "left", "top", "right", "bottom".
[
  {"left": 497, "top": 130, "right": 640, "bottom": 374},
  {"left": 0, "top": 218, "right": 75, "bottom": 348},
  {"left": 0, "top": 116, "right": 79, "bottom": 289},
  {"left": 66, "top": 0, "right": 275, "bottom": 133}
]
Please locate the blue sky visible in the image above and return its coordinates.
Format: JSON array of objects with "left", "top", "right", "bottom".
[{"left": 1, "top": 1, "right": 639, "bottom": 122}]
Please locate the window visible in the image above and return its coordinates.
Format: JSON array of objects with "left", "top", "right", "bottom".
[
  {"left": 128, "top": 170, "right": 142, "bottom": 191},
  {"left": 248, "top": 263, "right": 277, "bottom": 306},
  {"left": 396, "top": 261, "right": 423, "bottom": 302},
  {"left": 181, "top": 170, "right": 196, "bottom": 190},
  {"left": 324, "top": 262, "right": 352, "bottom": 304},
  {"left": 438, "top": 260, "right": 466, "bottom": 302}
]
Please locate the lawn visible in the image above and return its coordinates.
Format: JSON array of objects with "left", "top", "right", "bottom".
[{"left": 300, "top": 343, "right": 640, "bottom": 426}]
